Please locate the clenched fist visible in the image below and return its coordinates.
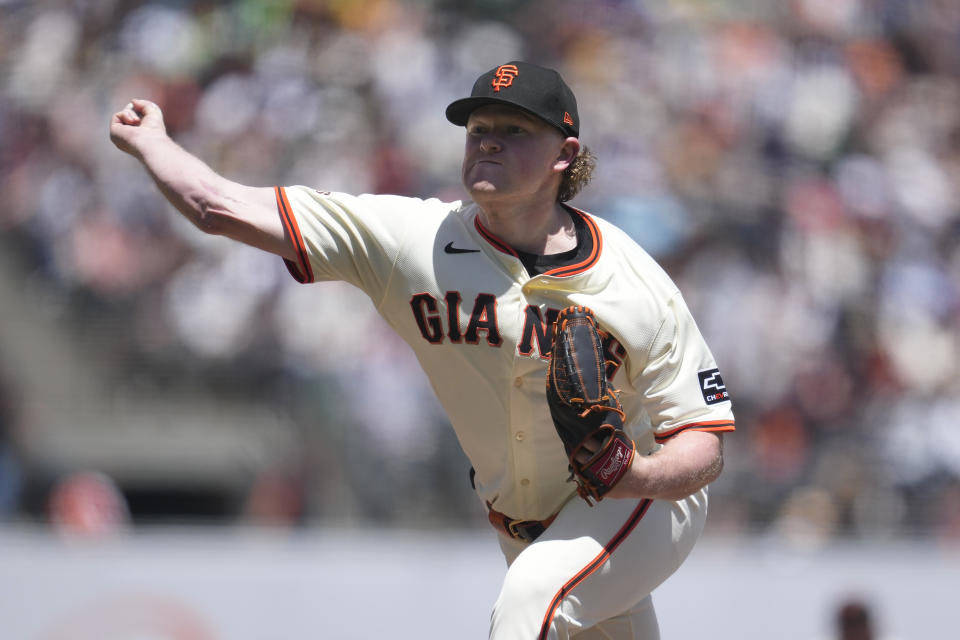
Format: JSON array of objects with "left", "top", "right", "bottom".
[{"left": 109, "top": 98, "right": 167, "bottom": 158}]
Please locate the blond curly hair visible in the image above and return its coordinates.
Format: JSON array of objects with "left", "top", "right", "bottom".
[{"left": 557, "top": 145, "right": 596, "bottom": 202}]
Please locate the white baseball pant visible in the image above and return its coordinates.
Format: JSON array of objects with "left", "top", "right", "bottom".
[{"left": 489, "top": 487, "right": 708, "bottom": 639}]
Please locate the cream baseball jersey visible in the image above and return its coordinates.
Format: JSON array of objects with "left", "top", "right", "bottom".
[{"left": 275, "top": 185, "right": 735, "bottom": 521}]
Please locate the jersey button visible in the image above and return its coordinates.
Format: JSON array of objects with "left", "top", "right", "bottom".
[
  {"left": 515, "top": 431, "right": 526, "bottom": 441},
  {"left": 520, "top": 478, "right": 530, "bottom": 486},
  {"left": 513, "top": 377, "right": 523, "bottom": 387}
]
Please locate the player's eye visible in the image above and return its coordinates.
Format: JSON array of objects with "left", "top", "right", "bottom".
[{"left": 506, "top": 125, "right": 526, "bottom": 135}]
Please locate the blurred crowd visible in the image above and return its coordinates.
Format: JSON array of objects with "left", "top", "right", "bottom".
[{"left": 1, "top": 0, "right": 959, "bottom": 541}]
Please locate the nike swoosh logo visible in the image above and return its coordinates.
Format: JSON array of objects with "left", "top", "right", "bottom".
[{"left": 444, "top": 241, "right": 481, "bottom": 254}]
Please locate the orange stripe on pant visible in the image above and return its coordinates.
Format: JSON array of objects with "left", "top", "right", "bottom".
[{"left": 537, "top": 499, "right": 653, "bottom": 639}]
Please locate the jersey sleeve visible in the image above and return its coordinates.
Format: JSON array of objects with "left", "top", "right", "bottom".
[
  {"left": 632, "top": 292, "right": 735, "bottom": 443},
  {"left": 275, "top": 185, "right": 417, "bottom": 300}
]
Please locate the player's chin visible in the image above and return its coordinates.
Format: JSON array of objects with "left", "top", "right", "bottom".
[{"left": 465, "top": 179, "right": 501, "bottom": 199}]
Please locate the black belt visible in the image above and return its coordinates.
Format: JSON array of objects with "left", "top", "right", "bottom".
[
  {"left": 486, "top": 502, "right": 558, "bottom": 543},
  {"left": 471, "top": 467, "right": 557, "bottom": 543}
]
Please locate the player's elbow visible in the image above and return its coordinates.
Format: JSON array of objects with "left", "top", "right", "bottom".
[
  {"left": 186, "top": 190, "right": 234, "bottom": 236},
  {"left": 705, "top": 447, "right": 724, "bottom": 485},
  {"left": 676, "top": 434, "right": 724, "bottom": 499},
  {"left": 193, "top": 203, "right": 227, "bottom": 235},
  {"left": 662, "top": 455, "right": 722, "bottom": 502},
  {"left": 702, "top": 434, "right": 724, "bottom": 485}
]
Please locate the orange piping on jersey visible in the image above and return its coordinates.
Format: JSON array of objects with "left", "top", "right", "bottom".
[
  {"left": 542, "top": 207, "right": 602, "bottom": 277},
  {"left": 654, "top": 419, "right": 736, "bottom": 443},
  {"left": 275, "top": 186, "right": 314, "bottom": 284},
  {"left": 537, "top": 499, "right": 653, "bottom": 639},
  {"left": 474, "top": 216, "right": 519, "bottom": 257}
]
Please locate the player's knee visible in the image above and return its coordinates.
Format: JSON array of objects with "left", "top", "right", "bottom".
[{"left": 491, "top": 553, "right": 560, "bottom": 629}]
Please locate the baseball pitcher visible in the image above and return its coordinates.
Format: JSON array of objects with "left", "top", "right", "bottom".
[{"left": 110, "top": 61, "right": 735, "bottom": 639}]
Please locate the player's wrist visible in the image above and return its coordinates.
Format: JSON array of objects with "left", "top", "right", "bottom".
[
  {"left": 602, "top": 453, "right": 645, "bottom": 499},
  {"left": 132, "top": 129, "right": 175, "bottom": 162}
]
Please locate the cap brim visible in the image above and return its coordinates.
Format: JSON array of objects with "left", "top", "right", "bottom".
[{"left": 445, "top": 96, "right": 533, "bottom": 126}]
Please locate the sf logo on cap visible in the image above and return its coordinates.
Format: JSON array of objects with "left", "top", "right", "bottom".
[{"left": 491, "top": 64, "right": 519, "bottom": 92}]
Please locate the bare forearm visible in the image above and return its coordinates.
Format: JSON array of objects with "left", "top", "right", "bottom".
[
  {"left": 110, "top": 99, "right": 291, "bottom": 258},
  {"left": 136, "top": 136, "right": 238, "bottom": 233},
  {"left": 610, "top": 431, "right": 724, "bottom": 501}
]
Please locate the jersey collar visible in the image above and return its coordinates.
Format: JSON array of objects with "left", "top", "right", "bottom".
[{"left": 473, "top": 205, "right": 603, "bottom": 278}]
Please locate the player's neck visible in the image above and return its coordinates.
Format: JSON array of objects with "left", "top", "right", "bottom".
[{"left": 477, "top": 199, "right": 576, "bottom": 256}]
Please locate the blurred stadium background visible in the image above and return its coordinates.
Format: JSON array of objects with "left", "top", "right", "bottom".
[{"left": 1, "top": 0, "right": 959, "bottom": 638}]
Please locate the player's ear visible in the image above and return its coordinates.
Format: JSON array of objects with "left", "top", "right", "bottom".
[{"left": 553, "top": 137, "right": 581, "bottom": 173}]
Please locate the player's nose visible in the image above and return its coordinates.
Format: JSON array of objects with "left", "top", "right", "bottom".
[{"left": 479, "top": 136, "right": 501, "bottom": 153}]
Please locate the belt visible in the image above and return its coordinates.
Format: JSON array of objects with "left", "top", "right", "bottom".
[{"left": 486, "top": 503, "right": 558, "bottom": 543}]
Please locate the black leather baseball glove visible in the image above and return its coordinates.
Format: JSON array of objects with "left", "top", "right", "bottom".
[{"left": 546, "top": 305, "right": 636, "bottom": 505}]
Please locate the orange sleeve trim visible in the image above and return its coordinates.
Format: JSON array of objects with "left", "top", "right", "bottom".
[
  {"left": 275, "top": 186, "right": 314, "bottom": 284},
  {"left": 654, "top": 420, "right": 736, "bottom": 443}
]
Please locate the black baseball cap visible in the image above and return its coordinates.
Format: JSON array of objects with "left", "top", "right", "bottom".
[{"left": 445, "top": 61, "right": 579, "bottom": 138}]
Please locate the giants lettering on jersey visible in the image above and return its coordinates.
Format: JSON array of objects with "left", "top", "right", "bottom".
[
  {"left": 410, "top": 291, "right": 502, "bottom": 346},
  {"left": 517, "top": 305, "right": 560, "bottom": 358},
  {"left": 409, "top": 292, "right": 625, "bottom": 378}
]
